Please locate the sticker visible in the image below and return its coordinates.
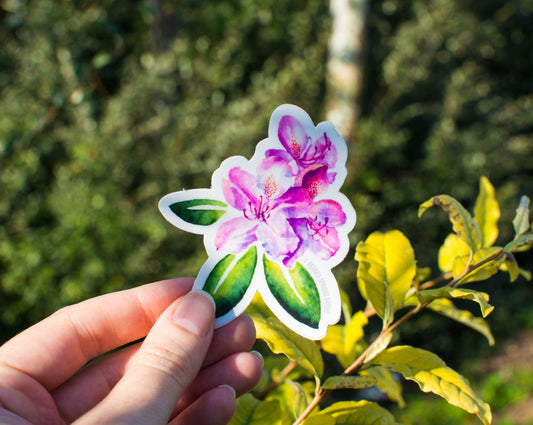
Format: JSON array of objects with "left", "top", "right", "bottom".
[{"left": 159, "top": 104, "right": 356, "bottom": 339}]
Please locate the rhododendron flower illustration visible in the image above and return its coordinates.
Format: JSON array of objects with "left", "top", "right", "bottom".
[{"left": 159, "top": 104, "right": 356, "bottom": 339}]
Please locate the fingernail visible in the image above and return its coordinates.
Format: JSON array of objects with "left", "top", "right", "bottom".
[
  {"left": 172, "top": 291, "right": 215, "bottom": 336},
  {"left": 218, "top": 384, "right": 236, "bottom": 399},
  {"left": 250, "top": 350, "right": 264, "bottom": 368}
]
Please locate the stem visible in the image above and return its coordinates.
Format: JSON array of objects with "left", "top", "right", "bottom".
[
  {"left": 292, "top": 248, "right": 506, "bottom": 425},
  {"left": 255, "top": 360, "right": 298, "bottom": 399}
]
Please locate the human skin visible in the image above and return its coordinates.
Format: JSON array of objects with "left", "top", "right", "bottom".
[{"left": 0, "top": 277, "right": 263, "bottom": 425}]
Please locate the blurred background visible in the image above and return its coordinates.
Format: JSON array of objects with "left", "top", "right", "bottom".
[{"left": 1, "top": 0, "right": 532, "bottom": 421}]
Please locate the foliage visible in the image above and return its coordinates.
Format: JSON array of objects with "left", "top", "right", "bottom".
[{"left": 236, "top": 178, "right": 532, "bottom": 424}]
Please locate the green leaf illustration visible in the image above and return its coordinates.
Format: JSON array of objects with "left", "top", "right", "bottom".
[
  {"left": 474, "top": 176, "right": 500, "bottom": 247},
  {"left": 203, "top": 246, "right": 257, "bottom": 317},
  {"left": 250, "top": 314, "right": 323, "bottom": 378},
  {"left": 369, "top": 346, "right": 491, "bottom": 425},
  {"left": 322, "top": 400, "right": 403, "bottom": 425},
  {"left": 263, "top": 256, "right": 321, "bottom": 329},
  {"left": 355, "top": 230, "right": 416, "bottom": 323},
  {"left": 169, "top": 198, "right": 227, "bottom": 226},
  {"left": 419, "top": 195, "right": 482, "bottom": 253}
]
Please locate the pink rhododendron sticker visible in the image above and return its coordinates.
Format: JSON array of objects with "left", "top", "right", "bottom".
[{"left": 159, "top": 104, "right": 356, "bottom": 339}]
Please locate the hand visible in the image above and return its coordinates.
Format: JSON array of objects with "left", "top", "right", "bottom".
[{"left": 0, "top": 278, "right": 263, "bottom": 425}]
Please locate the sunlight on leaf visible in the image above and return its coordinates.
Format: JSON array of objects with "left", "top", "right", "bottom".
[
  {"left": 474, "top": 177, "right": 500, "bottom": 247},
  {"left": 451, "top": 246, "right": 502, "bottom": 284},
  {"left": 355, "top": 230, "right": 416, "bottom": 321},
  {"left": 512, "top": 196, "right": 530, "bottom": 237},
  {"left": 322, "top": 400, "right": 403, "bottom": 425},
  {"left": 438, "top": 233, "right": 471, "bottom": 273},
  {"left": 321, "top": 311, "right": 368, "bottom": 369},
  {"left": 369, "top": 346, "right": 492, "bottom": 425},
  {"left": 416, "top": 287, "right": 494, "bottom": 317},
  {"left": 250, "top": 314, "right": 323, "bottom": 378},
  {"left": 419, "top": 195, "right": 482, "bottom": 253}
]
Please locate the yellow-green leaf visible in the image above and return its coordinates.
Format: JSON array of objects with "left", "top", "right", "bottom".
[
  {"left": 266, "top": 380, "right": 312, "bottom": 420},
  {"left": 416, "top": 287, "right": 494, "bottom": 317},
  {"left": 250, "top": 314, "right": 323, "bottom": 378},
  {"left": 512, "top": 196, "right": 530, "bottom": 237},
  {"left": 438, "top": 233, "right": 471, "bottom": 273},
  {"left": 322, "top": 400, "right": 403, "bottom": 425},
  {"left": 419, "top": 195, "right": 482, "bottom": 252},
  {"left": 425, "top": 298, "right": 494, "bottom": 345},
  {"left": 361, "top": 366, "right": 405, "bottom": 407},
  {"left": 504, "top": 231, "right": 533, "bottom": 253},
  {"left": 229, "top": 394, "right": 290, "bottom": 425},
  {"left": 369, "top": 346, "right": 491, "bottom": 425},
  {"left": 301, "top": 414, "right": 335, "bottom": 425},
  {"left": 474, "top": 176, "right": 500, "bottom": 247},
  {"left": 321, "top": 311, "right": 368, "bottom": 369},
  {"left": 322, "top": 375, "right": 377, "bottom": 390},
  {"left": 355, "top": 230, "right": 416, "bottom": 321},
  {"left": 451, "top": 247, "right": 502, "bottom": 284}
]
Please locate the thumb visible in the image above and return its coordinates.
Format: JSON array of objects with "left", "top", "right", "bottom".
[{"left": 76, "top": 290, "right": 216, "bottom": 425}]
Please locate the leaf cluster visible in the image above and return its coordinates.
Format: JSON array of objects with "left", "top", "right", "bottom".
[{"left": 236, "top": 178, "right": 532, "bottom": 425}]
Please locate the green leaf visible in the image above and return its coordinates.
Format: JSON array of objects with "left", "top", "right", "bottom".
[
  {"left": 416, "top": 287, "right": 494, "bottom": 317},
  {"left": 169, "top": 198, "right": 227, "bottom": 226},
  {"left": 229, "top": 394, "right": 290, "bottom": 425},
  {"left": 451, "top": 247, "right": 502, "bottom": 284},
  {"left": 263, "top": 255, "right": 321, "bottom": 329},
  {"left": 438, "top": 233, "right": 470, "bottom": 273},
  {"left": 250, "top": 314, "right": 323, "bottom": 378},
  {"left": 369, "top": 346, "right": 492, "bottom": 425},
  {"left": 361, "top": 366, "right": 405, "bottom": 407},
  {"left": 504, "top": 231, "right": 533, "bottom": 253},
  {"left": 322, "top": 375, "right": 377, "bottom": 390},
  {"left": 355, "top": 230, "right": 416, "bottom": 322},
  {"left": 322, "top": 400, "right": 403, "bottom": 425},
  {"left": 267, "top": 380, "right": 312, "bottom": 420},
  {"left": 474, "top": 176, "right": 500, "bottom": 247},
  {"left": 321, "top": 311, "right": 368, "bottom": 369},
  {"left": 425, "top": 298, "right": 494, "bottom": 345},
  {"left": 301, "top": 414, "right": 335, "bottom": 425},
  {"left": 419, "top": 195, "right": 482, "bottom": 252},
  {"left": 512, "top": 195, "right": 530, "bottom": 237},
  {"left": 203, "top": 246, "right": 257, "bottom": 317}
]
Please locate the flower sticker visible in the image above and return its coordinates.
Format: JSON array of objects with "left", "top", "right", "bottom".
[{"left": 159, "top": 104, "right": 356, "bottom": 339}]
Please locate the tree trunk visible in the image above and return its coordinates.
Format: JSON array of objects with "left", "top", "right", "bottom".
[{"left": 326, "top": 0, "right": 369, "bottom": 141}]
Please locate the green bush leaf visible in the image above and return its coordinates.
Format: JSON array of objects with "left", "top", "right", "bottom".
[
  {"left": 419, "top": 195, "right": 482, "bottom": 253},
  {"left": 361, "top": 366, "right": 405, "bottom": 407},
  {"left": 416, "top": 287, "right": 494, "bottom": 317},
  {"left": 504, "top": 232, "right": 533, "bottom": 253},
  {"left": 425, "top": 298, "right": 494, "bottom": 345},
  {"left": 169, "top": 198, "right": 227, "bottom": 226},
  {"left": 301, "top": 414, "right": 335, "bottom": 425},
  {"left": 322, "top": 400, "right": 403, "bottom": 425},
  {"left": 451, "top": 247, "right": 502, "bottom": 284},
  {"left": 512, "top": 195, "right": 530, "bottom": 237},
  {"left": 438, "top": 233, "right": 471, "bottom": 273},
  {"left": 322, "top": 375, "right": 377, "bottom": 390},
  {"left": 203, "top": 245, "right": 257, "bottom": 318},
  {"left": 250, "top": 314, "right": 323, "bottom": 378},
  {"left": 266, "top": 380, "right": 312, "bottom": 421},
  {"left": 355, "top": 230, "right": 416, "bottom": 322},
  {"left": 474, "top": 176, "right": 500, "bottom": 247},
  {"left": 369, "top": 346, "right": 491, "bottom": 425},
  {"left": 229, "top": 394, "right": 290, "bottom": 425},
  {"left": 321, "top": 311, "right": 368, "bottom": 368},
  {"left": 263, "top": 256, "right": 321, "bottom": 329}
]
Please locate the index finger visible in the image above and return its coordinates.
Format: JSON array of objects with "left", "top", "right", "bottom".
[{"left": 0, "top": 277, "right": 194, "bottom": 390}]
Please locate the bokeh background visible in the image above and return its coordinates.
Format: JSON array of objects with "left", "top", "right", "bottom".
[{"left": 1, "top": 0, "right": 532, "bottom": 421}]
